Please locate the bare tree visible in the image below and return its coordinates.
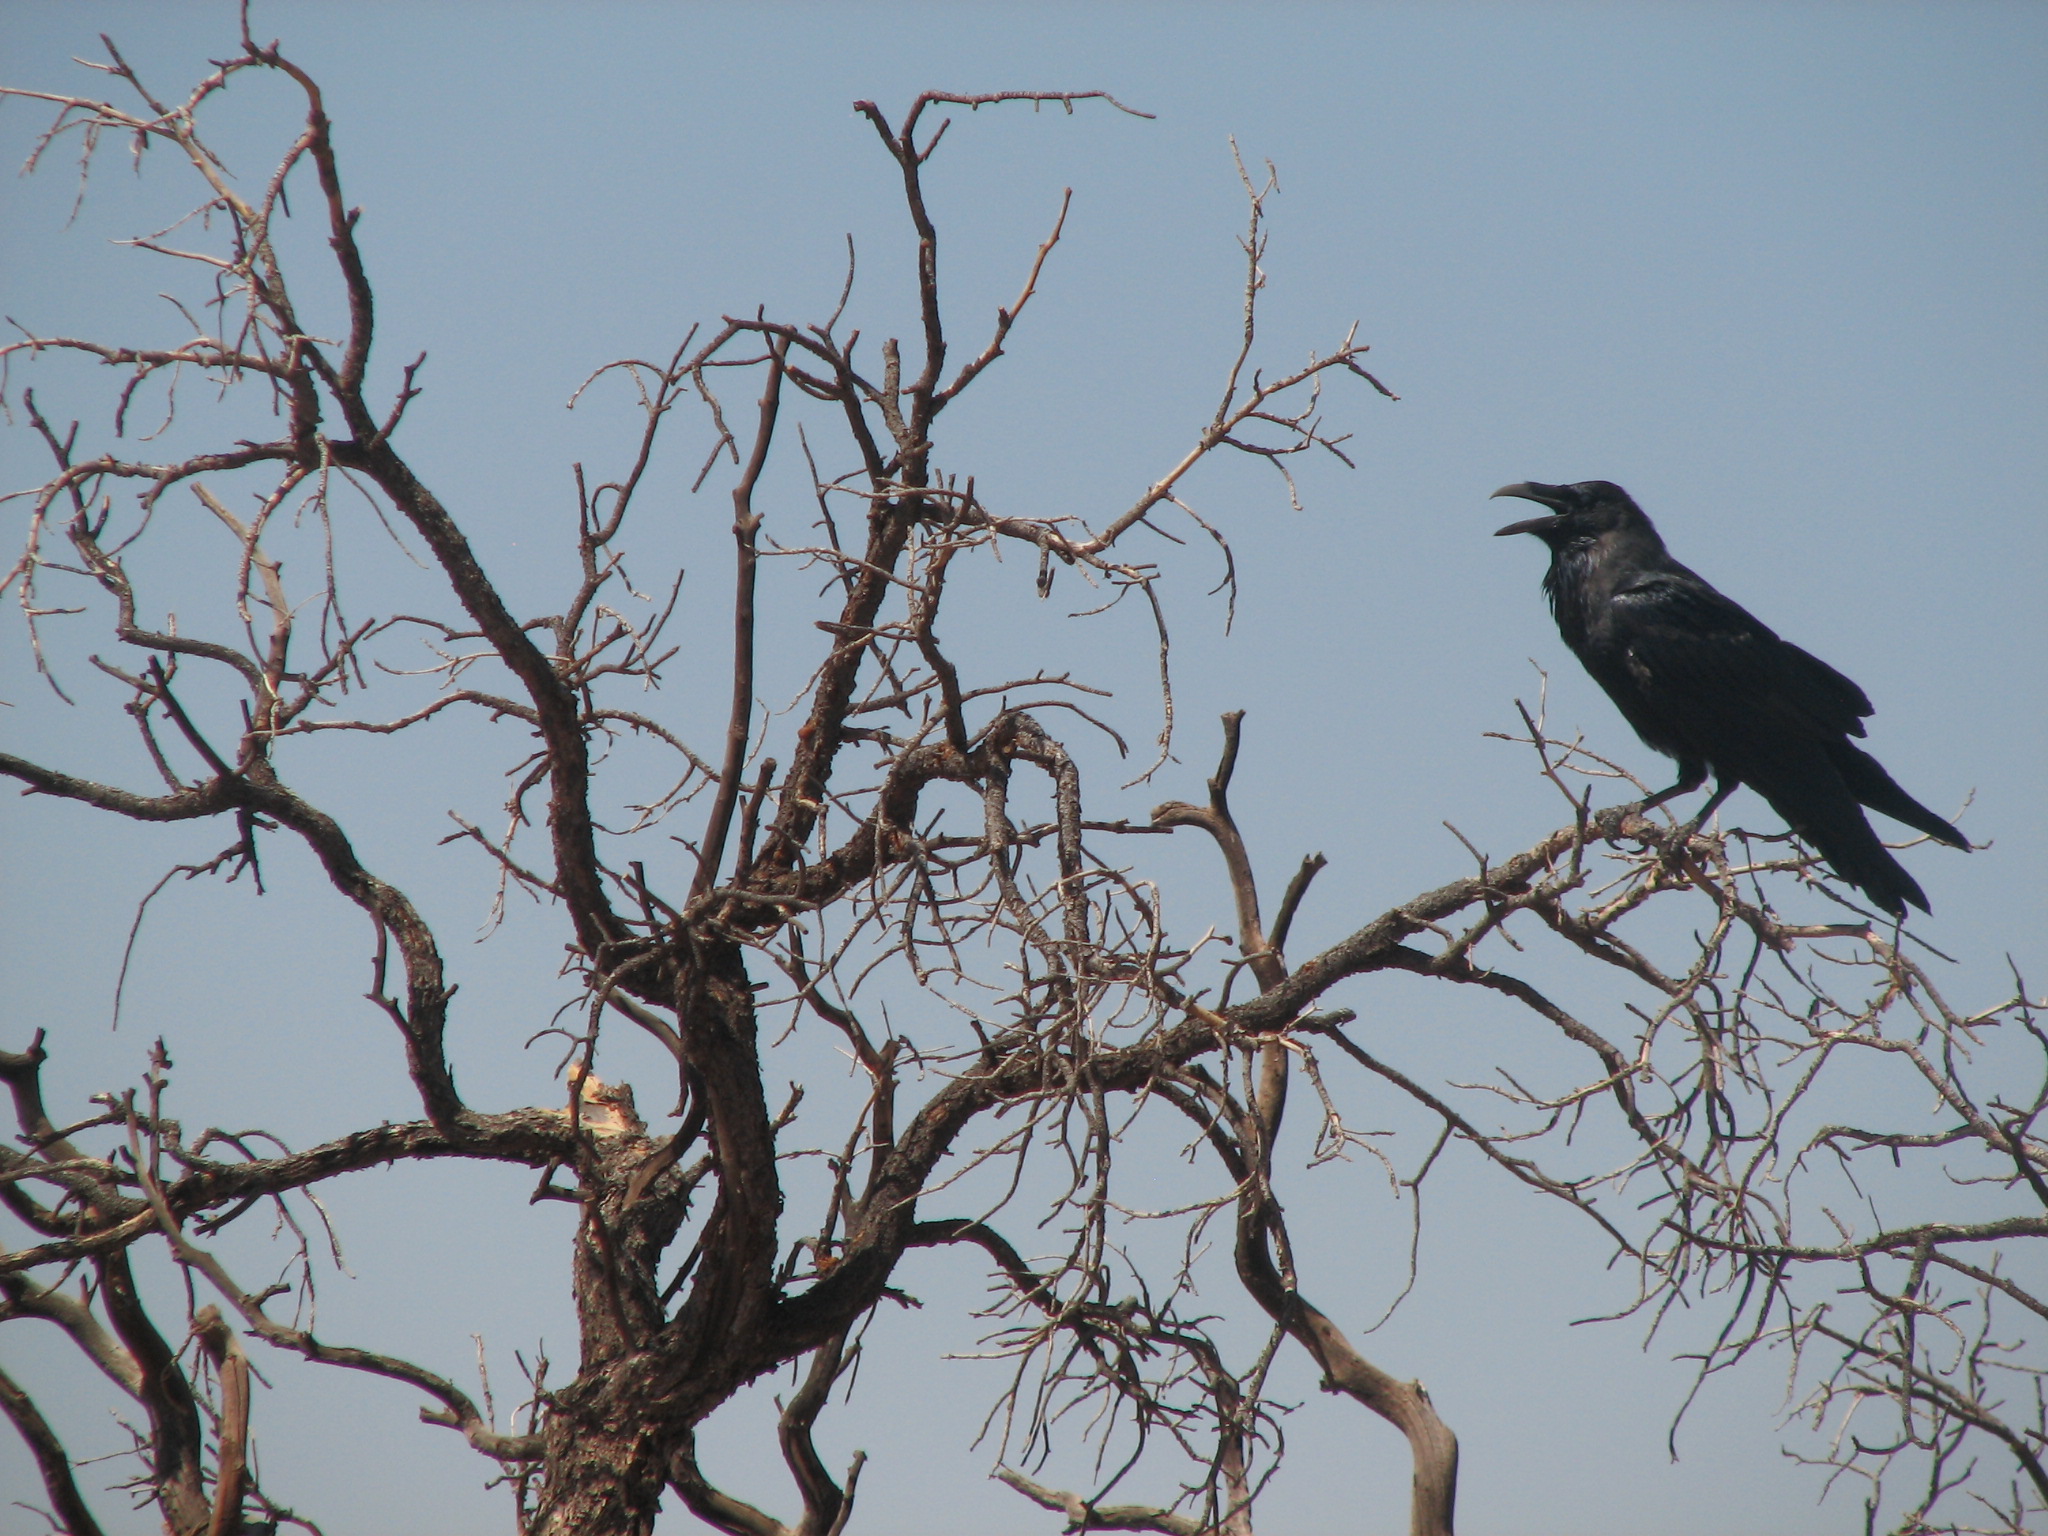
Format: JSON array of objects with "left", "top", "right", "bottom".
[{"left": 2, "top": 22, "right": 2038, "bottom": 1536}]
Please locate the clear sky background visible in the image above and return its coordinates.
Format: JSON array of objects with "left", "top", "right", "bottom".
[{"left": 2, "top": 4, "right": 2044, "bottom": 1535}]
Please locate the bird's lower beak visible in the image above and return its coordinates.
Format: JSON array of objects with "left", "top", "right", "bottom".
[{"left": 1491, "top": 481, "right": 1569, "bottom": 536}]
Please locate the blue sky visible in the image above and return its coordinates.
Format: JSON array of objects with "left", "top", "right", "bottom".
[{"left": 2, "top": 4, "right": 2043, "bottom": 1534}]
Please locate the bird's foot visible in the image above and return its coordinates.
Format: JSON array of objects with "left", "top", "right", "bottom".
[{"left": 1649, "top": 816, "right": 1719, "bottom": 886}]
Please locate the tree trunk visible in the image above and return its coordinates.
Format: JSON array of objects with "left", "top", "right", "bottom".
[{"left": 531, "top": 1363, "right": 669, "bottom": 1536}]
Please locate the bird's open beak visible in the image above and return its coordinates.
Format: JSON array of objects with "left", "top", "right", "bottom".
[{"left": 1491, "top": 481, "right": 1568, "bottom": 537}]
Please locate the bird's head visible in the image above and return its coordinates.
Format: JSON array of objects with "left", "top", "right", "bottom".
[{"left": 1491, "top": 480, "right": 1649, "bottom": 545}]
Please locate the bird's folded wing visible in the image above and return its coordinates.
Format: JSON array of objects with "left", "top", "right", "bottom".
[{"left": 1612, "top": 576, "right": 1873, "bottom": 749}]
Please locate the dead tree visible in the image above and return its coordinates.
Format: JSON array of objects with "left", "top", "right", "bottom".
[{"left": 1, "top": 22, "right": 2038, "bottom": 1536}]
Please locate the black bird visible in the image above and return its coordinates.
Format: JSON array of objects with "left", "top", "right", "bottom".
[{"left": 1492, "top": 480, "right": 1966, "bottom": 916}]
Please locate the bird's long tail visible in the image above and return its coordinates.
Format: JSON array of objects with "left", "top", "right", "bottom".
[
  {"left": 1749, "top": 756, "right": 1932, "bottom": 917},
  {"left": 1827, "top": 741, "right": 1970, "bottom": 849}
]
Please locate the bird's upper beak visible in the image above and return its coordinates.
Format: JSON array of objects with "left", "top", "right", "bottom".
[{"left": 1491, "top": 481, "right": 1569, "bottom": 537}]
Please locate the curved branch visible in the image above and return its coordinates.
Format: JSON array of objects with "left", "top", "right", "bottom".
[{"left": 0, "top": 1361, "right": 109, "bottom": 1536}]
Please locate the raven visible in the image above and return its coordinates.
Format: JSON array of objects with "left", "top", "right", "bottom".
[{"left": 1492, "top": 480, "right": 1966, "bottom": 916}]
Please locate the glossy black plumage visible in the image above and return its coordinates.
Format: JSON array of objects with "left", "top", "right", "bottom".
[{"left": 1493, "top": 480, "right": 1966, "bottom": 916}]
